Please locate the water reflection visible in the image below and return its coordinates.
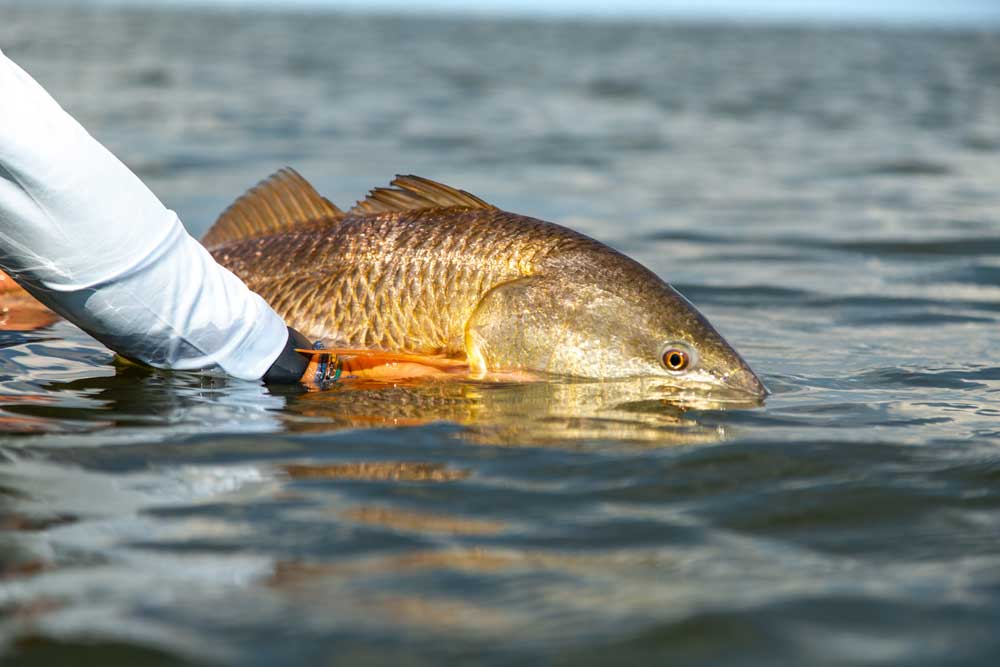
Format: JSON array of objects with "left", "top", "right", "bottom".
[
  {"left": 2, "top": 341, "right": 752, "bottom": 448},
  {"left": 280, "top": 377, "right": 755, "bottom": 447},
  {"left": 0, "top": 357, "right": 286, "bottom": 444}
]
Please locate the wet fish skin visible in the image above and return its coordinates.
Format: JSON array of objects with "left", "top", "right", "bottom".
[
  {"left": 212, "top": 207, "right": 591, "bottom": 355},
  {"left": 208, "top": 171, "right": 766, "bottom": 399}
]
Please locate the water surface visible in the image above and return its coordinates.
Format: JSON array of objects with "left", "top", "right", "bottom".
[{"left": 2, "top": 5, "right": 1000, "bottom": 665}]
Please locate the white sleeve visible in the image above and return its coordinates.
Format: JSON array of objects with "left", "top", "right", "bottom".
[{"left": 0, "top": 49, "right": 288, "bottom": 380}]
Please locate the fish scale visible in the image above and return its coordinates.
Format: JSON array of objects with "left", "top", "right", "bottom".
[{"left": 218, "top": 210, "right": 563, "bottom": 353}]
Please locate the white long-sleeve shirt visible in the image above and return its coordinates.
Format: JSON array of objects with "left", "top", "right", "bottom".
[{"left": 0, "top": 49, "right": 288, "bottom": 380}]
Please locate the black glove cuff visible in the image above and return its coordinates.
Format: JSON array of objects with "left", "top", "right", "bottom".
[{"left": 261, "top": 327, "right": 312, "bottom": 384}]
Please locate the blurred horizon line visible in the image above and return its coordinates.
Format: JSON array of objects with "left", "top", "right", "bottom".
[{"left": 19, "top": 0, "right": 1000, "bottom": 28}]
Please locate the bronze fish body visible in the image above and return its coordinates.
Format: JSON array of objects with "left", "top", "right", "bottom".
[{"left": 205, "top": 169, "right": 766, "bottom": 399}]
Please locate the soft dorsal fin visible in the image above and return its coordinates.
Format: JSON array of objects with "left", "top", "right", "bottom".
[
  {"left": 202, "top": 168, "right": 343, "bottom": 248},
  {"left": 348, "top": 175, "right": 495, "bottom": 216}
]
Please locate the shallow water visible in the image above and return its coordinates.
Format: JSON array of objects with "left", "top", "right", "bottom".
[{"left": 3, "top": 5, "right": 1000, "bottom": 665}]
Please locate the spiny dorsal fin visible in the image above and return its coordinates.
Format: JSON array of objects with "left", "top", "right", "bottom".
[
  {"left": 202, "top": 168, "right": 343, "bottom": 248},
  {"left": 348, "top": 175, "right": 495, "bottom": 216}
]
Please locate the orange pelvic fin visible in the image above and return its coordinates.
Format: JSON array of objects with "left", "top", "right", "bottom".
[{"left": 295, "top": 348, "right": 468, "bottom": 386}]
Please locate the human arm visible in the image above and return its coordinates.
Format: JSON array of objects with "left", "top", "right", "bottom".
[{"left": 0, "top": 48, "right": 305, "bottom": 381}]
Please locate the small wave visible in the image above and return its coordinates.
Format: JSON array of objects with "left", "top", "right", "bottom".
[
  {"left": 856, "top": 367, "right": 993, "bottom": 391},
  {"left": 674, "top": 284, "right": 811, "bottom": 307},
  {"left": 585, "top": 77, "right": 648, "bottom": 100},
  {"left": 862, "top": 159, "right": 952, "bottom": 177},
  {"left": 125, "top": 67, "right": 172, "bottom": 89},
  {"left": 638, "top": 232, "right": 1000, "bottom": 259},
  {"left": 846, "top": 312, "right": 995, "bottom": 326},
  {"left": 920, "top": 264, "right": 1000, "bottom": 286},
  {"left": 822, "top": 237, "right": 1000, "bottom": 257}
]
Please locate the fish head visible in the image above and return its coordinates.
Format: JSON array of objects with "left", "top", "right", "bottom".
[
  {"left": 641, "top": 288, "right": 769, "bottom": 401},
  {"left": 465, "top": 268, "right": 767, "bottom": 402}
]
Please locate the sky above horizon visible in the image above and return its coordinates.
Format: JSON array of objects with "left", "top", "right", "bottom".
[{"left": 52, "top": 0, "right": 1000, "bottom": 25}]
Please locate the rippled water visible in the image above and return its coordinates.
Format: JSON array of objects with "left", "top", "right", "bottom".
[{"left": 2, "top": 5, "right": 1000, "bottom": 665}]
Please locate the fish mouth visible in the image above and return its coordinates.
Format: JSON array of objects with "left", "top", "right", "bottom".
[
  {"left": 720, "top": 364, "right": 769, "bottom": 400},
  {"left": 651, "top": 364, "right": 768, "bottom": 406}
]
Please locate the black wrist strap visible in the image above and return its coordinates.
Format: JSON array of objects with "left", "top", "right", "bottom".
[{"left": 261, "top": 327, "right": 312, "bottom": 384}]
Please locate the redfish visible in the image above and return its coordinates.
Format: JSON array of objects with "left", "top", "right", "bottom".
[{"left": 206, "top": 169, "right": 766, "bottom": 399}]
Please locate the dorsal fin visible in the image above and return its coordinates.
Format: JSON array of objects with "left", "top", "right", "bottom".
[
  {"left": 202, "top": 168, "right": 343, "bottom": 248},
  {"left": 348, "top": 175, "right": 495, "bottom": 216}
]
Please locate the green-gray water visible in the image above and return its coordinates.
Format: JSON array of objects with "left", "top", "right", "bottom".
[{"left": 2, "top": 5, "right": 1000, "bottom": 665}]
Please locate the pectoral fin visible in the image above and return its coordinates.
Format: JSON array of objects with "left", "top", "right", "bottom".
[{"left": 295, "top": 348, "right": 468, "bottom": 386}]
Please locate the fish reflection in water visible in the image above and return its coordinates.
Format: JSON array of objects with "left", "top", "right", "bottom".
[
  {"left": 0, "top": 345, "right": 757, "bottom": 449},
  {"left": 280, "top": 375, "right": 759, "bottom": 447}
]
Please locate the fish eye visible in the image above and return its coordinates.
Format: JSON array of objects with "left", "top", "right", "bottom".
[
  {"left": 660, "top": 343, "right": 697, "bottom": 374},
  {"left": 664, "top": 350, "right": 688, "bottom": 370}
]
